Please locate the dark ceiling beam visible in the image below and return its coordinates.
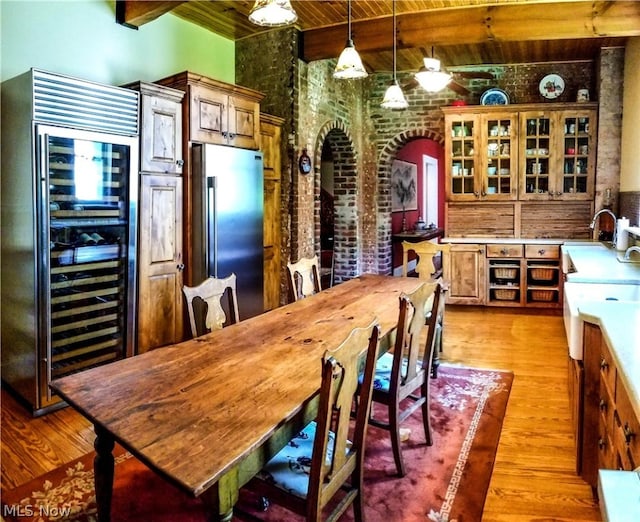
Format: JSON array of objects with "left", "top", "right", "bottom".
[
  {"left": 116, "top": 1, "right": 186, "bottom": 29},
  {"left": 302, "top": 1, "right": 640, "bottom": 62}
]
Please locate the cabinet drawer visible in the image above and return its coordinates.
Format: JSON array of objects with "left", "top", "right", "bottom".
[
  {"left": 614, "top": 377, "right": 640, "bottom": 469},
  {"left": 487, "top": 244, "right": 523, "bottom": 258},
  {"left": 599, "top": 340, "right": 616, "bottom": 399},
  {"left": 525, "top": 244, "right": 560, "bottom": 259},
  {"left": 598, "top": 413, "right": 616, "bottom": 470}
]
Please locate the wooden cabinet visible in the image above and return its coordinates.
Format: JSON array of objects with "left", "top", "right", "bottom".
[
  {"left": 260, "top": 113, "right": 284, "bottom": 312},
  {"left": 126, "top": 82, "right": 186, "bottom": 353},
  {"left": 444, "top": 103, "right": 597, "bottom": 202},
  {"left": 581, "top": 323, "right": 640, "bottom": 491},
  {"left": 519, "top": 108, "right": 596, "bottom": 201},
  {"left": 124, "top": 81, "right": 184, "bottom": 174},
  {"left": 157, "top": 72, "right": 263, "bottom": 150},
  {"left": 446, "top": 243, "right": 486, "bottom": 305},
  {"left": 137, "top": 174, "right": 184, "bottom": 353},
  {"left": 443, "top": 104, "right": 597, "bottom": 239},
  {"left": 448, "top": 241, "right": 562, "bottom": 308}
]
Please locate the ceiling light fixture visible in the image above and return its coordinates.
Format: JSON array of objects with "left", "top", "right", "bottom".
[
  {"left": 248, "top": 0, "right": 298, "bottom": 27},
  {"left": 334, "top": 0, "right": 368, "bottom": 79},
  {"left": 414, "top": 49, "right": 452, "bottom": 93},
  {"left": 381, "top": 0, "right": 408, "bottom": 109}
]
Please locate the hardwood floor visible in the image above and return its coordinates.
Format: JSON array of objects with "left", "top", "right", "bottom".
[{"left": 0, "top": 305, "right": 601, "bottom": 521}]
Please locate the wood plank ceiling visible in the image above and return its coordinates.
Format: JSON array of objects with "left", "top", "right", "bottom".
[{"left": 117, "top": 1, "right": 640, "bottom": 73}]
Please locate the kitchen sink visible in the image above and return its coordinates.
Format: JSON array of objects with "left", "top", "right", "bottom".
[{"left": 563, "top": 282, "right": 640, "bottom": 360}]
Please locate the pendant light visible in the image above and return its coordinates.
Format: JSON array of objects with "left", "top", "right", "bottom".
[
  {"left": 381, "top": 0, "right": 408, "bottom": 109},
  {"left": 248, "top": 0, "right": 298, "bottom": 27},
  {"left": 414, "top": 48, "right": 452, "bottom": 93},
  {"left": 334, "top": 0, "right": 368, "bottom": 79}
]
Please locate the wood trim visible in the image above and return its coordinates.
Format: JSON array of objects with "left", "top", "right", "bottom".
[{"left": 302, "top": 2, "right": 640, "bottom": 62}]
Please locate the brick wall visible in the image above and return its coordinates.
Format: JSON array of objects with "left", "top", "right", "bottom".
[{"left": 237, "top": 31, "right": 622, "bottom": 282}]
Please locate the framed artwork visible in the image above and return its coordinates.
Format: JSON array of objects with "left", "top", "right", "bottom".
[{"left": 391, "top": 160, "right": 418, "bottom": 212}]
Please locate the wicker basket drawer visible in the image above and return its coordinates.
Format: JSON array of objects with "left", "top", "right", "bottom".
[
  {"left": 494, "top": 288, "right": 518, "bottom": 300},
  {"left": 530, "top": 289, "right": 556, "bottom": 302},
  {"left": 487, "top": 244, "right": 523, "bottom": 258},
  {"left": 530, "top": 267, "right": 556, "bottom": 281},
  {"left": 525, "top": 244, "right": 560, "bottom": 259},
  {"left": 493, "top": 267, "right": 518, "bottom": 279}
]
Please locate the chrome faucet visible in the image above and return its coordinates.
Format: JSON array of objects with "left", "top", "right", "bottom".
[
  {"left": 589, "top": 208, "right": 617, "bottom": 245},
  {"left": 623, "top": 245, "right": 640, "bottom": 260}
]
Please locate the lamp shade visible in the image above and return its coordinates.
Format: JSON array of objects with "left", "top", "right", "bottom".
[
  {"left": 334, "top": 40, "right": 368, "bottom": 79},
  {"left": 381, "top": 80, "right": 408, "bottom": 109},
  {"left": 248, "top": 0, "right": 298, "bottom": 27},
  {"left": 414, "top": 57, "right": 451, "bottom": 92}
]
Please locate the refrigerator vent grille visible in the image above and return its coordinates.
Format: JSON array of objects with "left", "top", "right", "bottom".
[{"left": 32, "top": 69, "right": 139, "bottom": 136}]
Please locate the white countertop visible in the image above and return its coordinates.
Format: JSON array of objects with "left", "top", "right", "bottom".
[
  {"left": 563, "top": 242, "right": 640, "bottom": 284},
  {"left": 564, "top": 242, "right": 640, "bottom": 422}
]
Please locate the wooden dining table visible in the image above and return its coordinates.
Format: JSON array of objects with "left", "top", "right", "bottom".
[{"left": 50, "top": 274, "right": 425, "bottom": 521}]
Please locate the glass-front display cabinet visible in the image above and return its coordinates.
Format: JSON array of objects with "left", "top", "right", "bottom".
[
  {"left": 444, "top": 113, "right": 479, "bottom": 201},
  {"left": 481, "top": 113, "right": 517, "bottom": 200},
  {"left": 519, "top": 111, "right": 553, "bottom": 199},
  {"left": 560, "top": 110, "right": 596, "bottom": 199}
]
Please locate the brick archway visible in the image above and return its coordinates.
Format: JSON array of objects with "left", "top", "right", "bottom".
[
  {"left": 313, "top": 121, "right": 359, "bottom": 283},
  {"left": 376, "top": 127, "right": 445, "bottom": 275}
]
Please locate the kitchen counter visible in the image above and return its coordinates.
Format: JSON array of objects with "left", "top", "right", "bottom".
[
  {"left": 441, "top": 237, "right": 567, "bottom": 245},
  {"left": 563, "top": 242, "right": 640, "bottom": 284},
  {"left": 579, "top": 300, "right": 640, "bottom": 428}
]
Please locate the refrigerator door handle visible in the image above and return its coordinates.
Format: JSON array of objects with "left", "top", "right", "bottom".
[{"left": 207, "top": 176, "right": 217, "bottom": 277}]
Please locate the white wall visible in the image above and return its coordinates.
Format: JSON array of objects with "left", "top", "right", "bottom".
[{"left": 621, "top": 37, "right": 640, "bottom": 192}]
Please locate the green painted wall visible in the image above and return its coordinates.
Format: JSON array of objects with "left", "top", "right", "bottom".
[{"left": 0, "top": 0, "right": 234, "bottom": 85}]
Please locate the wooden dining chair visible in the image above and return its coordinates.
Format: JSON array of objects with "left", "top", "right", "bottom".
[
  {"left": 244, "top": 319, "right": 380, "bottom": 522},
  {"left": 182, "top": 273, "right": 239, "bottom": 337},
  {"left": 287, "top": 255, "right": 321, "bottom": 302},
  {"left": 401, "top": 240, "right": 451, "bottom": 376},
  {"left": 368, "top": 281, "right": 442, "bottom": 477}
]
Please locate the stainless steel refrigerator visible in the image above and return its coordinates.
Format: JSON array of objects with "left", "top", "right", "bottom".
[
  {"left": 191, "top": 144, "right": 264, "bottom": 321},
  {"left": 1, "top": 69, "right": 139, "bottom": 415}
]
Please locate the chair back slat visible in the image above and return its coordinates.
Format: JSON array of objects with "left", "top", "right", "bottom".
[
  {"left": 287, "top": 255, "right": 321, "bottom": 301},
  {"left": 182, "top": 274, "right": 239, "bottom": 337}
]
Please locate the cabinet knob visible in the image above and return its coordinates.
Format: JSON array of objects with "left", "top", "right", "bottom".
[
  {"left": 538, "top": 248, "right": 546, "bottom": 255},
  {"left": 598, "top": 438, "right": 606, "bottom": 450},
  {"left": 500, "top": 248, "right": 508, "bottom": 256},
  {"left": 176, "top": 159, "right": 184, "bottom": 167},
  {"left": 228, "top": 133, "right": 236, "bottom": 140},
  {"left": 600, "top": 358, "right": 609, "bottom": 371},
  {"left": 177, "top": 263, "right": 185, "bottom": 271},
  {"left": 599, "top": 398, "right": 607, "bottom": 411},
  {"left": 624, "top": 422, "right": 635, "bottom": 445}
]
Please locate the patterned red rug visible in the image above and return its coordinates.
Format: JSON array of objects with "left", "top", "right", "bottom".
[{"left": 1, "top": 364, "right": 513, "bottom": 522}]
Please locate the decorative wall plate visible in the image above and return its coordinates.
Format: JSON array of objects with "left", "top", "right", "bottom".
[
  {"left": 480, "top": 88, "right": 510, "bottom": 106},
  {"left": 539, "top": 74, "right": 565, "bottom": 99}
]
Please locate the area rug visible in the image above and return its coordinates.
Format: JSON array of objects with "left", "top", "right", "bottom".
[{"left": 1, "top": 364, "right": 513, "bottom": 522}]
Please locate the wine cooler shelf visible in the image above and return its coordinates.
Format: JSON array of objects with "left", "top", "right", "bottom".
[{"left": 46, "top": 135, "right": 133, "bottom": 384}]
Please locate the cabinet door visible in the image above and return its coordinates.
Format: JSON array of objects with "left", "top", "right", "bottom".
[
  {"left": 519, "top": 111, "right": 554, "bottom": 200},
  {"left": 140, "top": 93, "right": 183, "bottom": 174},
  {"left": 228, "top": 95, "right": 260, "bottom": 150},
  {"left": 137, "top": 174, "right": 184, "bottom": 353},
  {"left": 445, "top": 114, "right": 480, "bottom": 201},
  {"left": 261, "top": 115, "right": 282, "bottom": 311},
  {"left": 556, "top": 110, "right": 596, "bottom": 200},
  {"left": 446, "top": 243, "right": 486, "bottom": 304},
  {"left": 189, "top": 85, "right": 227, "bottom": 144},
  {"left": 481, "top": 113, "right": 518, "bottom": 200}
]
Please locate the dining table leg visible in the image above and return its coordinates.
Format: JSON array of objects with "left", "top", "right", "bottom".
[
  {"left": 201, "top": 467, "right": 239, "bottom": 522},
  {"left": 93, "top": 424, "right": 115, "bottom": 522}
]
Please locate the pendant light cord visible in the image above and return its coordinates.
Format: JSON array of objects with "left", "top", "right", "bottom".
[
  {"left": 348, "top": 0, "right": 352, "bottom": 42},
  {"left": 392, "top": 0, "right": 397, "bottom": 81}
]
